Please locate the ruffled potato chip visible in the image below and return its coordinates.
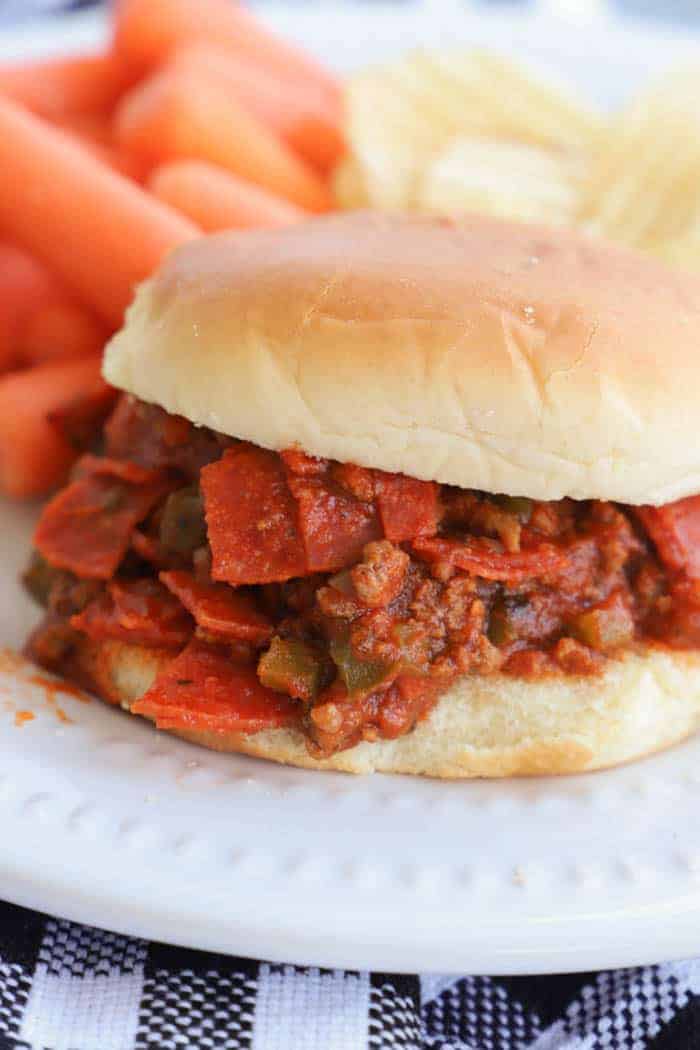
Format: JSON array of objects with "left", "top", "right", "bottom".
[
  {"left": 654, "top": 223, "right": 700, "bottom": 273},
  {"left": 337, "top": 49, "right": 601, "bottom": 212},
  {"left": 580, "top": 67, "right": 700, "bottom": 250},
  {"left": 421, "top": 51, "right": 603, "bottom": 152},
  {"left": 334, "top": 49, "right": 700, "bottom": 278},
  {"left": 332, "top": 156, "right": 369, "bottom": 210},
  {"left": 417, "top": 138, "right": 582, "bottom": 225}
]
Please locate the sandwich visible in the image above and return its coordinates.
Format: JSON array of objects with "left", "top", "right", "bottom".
[{"left": 23, "top": 211, "right": 700, "bottom": 777}]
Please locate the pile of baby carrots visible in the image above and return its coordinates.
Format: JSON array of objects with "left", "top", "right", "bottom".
[{"left": 0, "top": 0, "right": 343, "bottom": 500}]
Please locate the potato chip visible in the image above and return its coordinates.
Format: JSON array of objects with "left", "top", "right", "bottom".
[
  {"left": 332, "top": 156, "right": 369, "bottom": 209},
  {"left": 425, "top": 50, "right": 603, "bottom": 152},
  {"left": 337, "top": 48, "right": 602, "bottom": 212},
  {"left": 579, "top": 66, "right": 700, "bottom": 250},
  {"left": 417, "top": 138, "right": 582, "bottom": 225},
  {"left": 342, "top": 60, "right": 445, "bottom": 209},
  {"left": 653, "top": 223, "right": 700, "bottom": 274},
  {"left": 335, "top": 48, "right": 700, "bottom": 275}
]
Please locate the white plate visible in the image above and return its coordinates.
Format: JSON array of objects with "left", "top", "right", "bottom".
[{"left": 2, "top": 7, "right": 700, "bottom": 976}]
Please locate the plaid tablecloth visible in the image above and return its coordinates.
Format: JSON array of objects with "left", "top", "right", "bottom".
[{"left": 0, "top": 899, "right": 699, "bottom": 1049}]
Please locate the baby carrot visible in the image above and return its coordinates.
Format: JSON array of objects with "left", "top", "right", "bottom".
[
  {"left": 149, "top": 161, "right": 306, "bottom": 231},
  {"left": 170, "top": 45, "right": 346, "bottom": 172},
  {"left": 51, "top": 113, "right": 145, "bottom": 180},
  {"left": 0, "top": 355, "right": 108, "bottom": 499},
  {"left": 0, "top": 244, "right": 57, "bottom": 373},
  {"left": 0, "top": 97, "right": 198, "bottom": 326},
  {"left": 113, "top": 0, "right": 340, "bottom": 107},
  {"left": 114, "top": 66, "right": 332, "bottom": 211},
  {"left": 54, "top": 111, "right": 114, "bottom": 148},
  {"left": 19, "top": 300, "right": 109, "bottom": 366},
  {"left": 0, "top": 53, "right": 133, "bottom": 120}
]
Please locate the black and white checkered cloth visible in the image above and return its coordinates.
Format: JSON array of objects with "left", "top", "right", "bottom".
[{"left": 0, "top": 899, "right": 699, "bottom": 1049}]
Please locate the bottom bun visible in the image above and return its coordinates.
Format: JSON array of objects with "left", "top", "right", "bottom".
[{"left": 69, "top": 637, "right": 700, "bottom": 777}]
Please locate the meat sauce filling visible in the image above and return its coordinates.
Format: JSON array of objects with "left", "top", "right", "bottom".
[{"left": 25, "top": 396, "right": 700, "bottom": 757}]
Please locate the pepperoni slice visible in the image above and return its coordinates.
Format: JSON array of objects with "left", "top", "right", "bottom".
[
  {"left": 287, "top": 474, "right": 381, "bottom": 573},
  {"left": 71, "top": 578, "right": 192, "bottom": 649},
  {"left": 636, "top": 496, "right": 700, "bottom": 579},
  {"left": 72, "top": 453, "right": 165, "bottom": 485},
  {"left": 132, "top": 638, "right": 299, "bottom": 734},
  {"left": 201, "top": 446, "right": 307, "bottom": 585},
  {"left": 412, "top": 536, "right": 567, "bottom": 582},
  {"left": 376, "top": 473, "right": 439, "bottom": 543},
  {"left": 160, "top": 570, "right": 272, "bottom": 645},
  {"left": 34, "top": 458, "right": 171, "bottom": 579}
]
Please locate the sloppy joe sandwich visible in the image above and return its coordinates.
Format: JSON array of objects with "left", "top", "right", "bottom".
[{"left": 23, "top": 212, "right": 700, "bottom": 776}]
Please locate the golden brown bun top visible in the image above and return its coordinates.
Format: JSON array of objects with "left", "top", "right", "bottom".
[{"left": 104, "top": 211, "right": 700, "bottom": 504}]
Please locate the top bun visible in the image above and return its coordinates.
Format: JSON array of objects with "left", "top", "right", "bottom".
[{"left": 104, "top": 211, "right": 700, "bottom": 505}]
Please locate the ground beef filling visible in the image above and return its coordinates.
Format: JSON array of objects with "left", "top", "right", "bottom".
[{"left": 25, "top": 396, "right": 700, "bottom": 757}]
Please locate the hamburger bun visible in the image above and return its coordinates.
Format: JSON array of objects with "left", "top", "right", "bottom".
[
  {"left": 76, "top": 212, "right": 700, "bottom": 775},
  {"left": 104, "top": 210, "right": 700, "bottom": 506},
  {"left": 70, "top": 635, "right": 700, "bottom": 776}
]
